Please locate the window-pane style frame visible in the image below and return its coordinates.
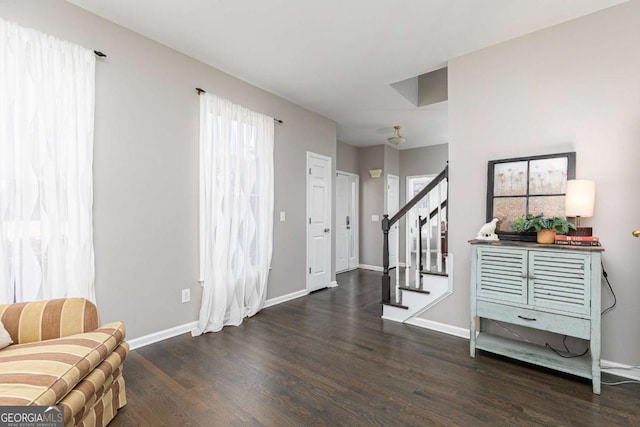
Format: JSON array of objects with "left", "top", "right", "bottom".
[{"left": 486, "top": 152, "right": 576, "bottom": 231}]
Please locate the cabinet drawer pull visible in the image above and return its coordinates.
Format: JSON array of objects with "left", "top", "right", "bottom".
[{"left": 517, "top": 315, "right": 537, "bottom": 321}]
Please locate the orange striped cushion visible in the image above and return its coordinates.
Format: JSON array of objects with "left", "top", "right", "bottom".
[
  {"left": 0, "top": 321, "right": 125, "bottom": 407},
  {"left": 69, "top": 374, "right": 126, "bottom": 427},
  {"left": 0, "top": 298, "right": 100, "bottom": 345},
  {"left": 60, "top": 343, "right": 128, "bottom": 427}
]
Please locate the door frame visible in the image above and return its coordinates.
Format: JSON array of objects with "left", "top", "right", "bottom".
[
  {"left": 306, "top": 151, "right": 333, "bottom": 292},
  {"left": 336, "top": 170, "right": 359, "bottom": 272}
]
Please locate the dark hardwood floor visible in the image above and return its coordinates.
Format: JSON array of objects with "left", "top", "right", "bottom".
[{"left": 112, "top": 269, "right": 640, "bottom": 426}]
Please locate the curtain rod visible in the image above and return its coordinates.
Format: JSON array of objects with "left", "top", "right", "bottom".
[
  {"left": 195, "top": 87, "right": 283, "bottom": 125},
  {"left": 94, "top": 50, "right": 107, "bottom": 58}
]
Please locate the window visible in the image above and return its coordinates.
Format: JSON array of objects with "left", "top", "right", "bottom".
[
  {"left": 0, "top": 18, "right": 96, "bottom": 303},
  {"left": 194, "top": 93, "right": 274, "bottom": 334},
  {"left": 486, "top": 152, "right": 576, "bottom": 231}
]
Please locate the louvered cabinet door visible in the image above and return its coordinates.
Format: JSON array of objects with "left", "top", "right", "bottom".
[
  {"left": 476, "top": 247, "right": 527, "bottom": 304},
  {"left": 528, "top": 250, "right": 591, "bottom": 316}
]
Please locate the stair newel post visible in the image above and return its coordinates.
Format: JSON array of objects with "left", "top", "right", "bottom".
[
  {"left": 382, "top": 214, "right": 391, "bottom": 304},
  {"left": 418, "top": 215, "right": 424, "bottom": 288}
]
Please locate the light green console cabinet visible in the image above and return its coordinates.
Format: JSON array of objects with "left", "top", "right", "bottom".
[{"left": 469, "top": 240, "right": 604, "bottom": 394}]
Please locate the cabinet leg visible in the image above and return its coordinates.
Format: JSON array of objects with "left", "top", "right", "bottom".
[
  {"left": 591, "top": 338, "right": 601, "bottom": 394},
  {"left": 470, "top": 316, "right": 478, "bottom": 357},
  {"left": 592, "top": 357, "right": 601, "bottom": 394}
]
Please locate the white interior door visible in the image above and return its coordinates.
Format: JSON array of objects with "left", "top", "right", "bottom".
[
  {"left": 347, "top": 176, "right": 359, "bottom": 270},
  {"left": 307, "top": 152, "right": 332, "bottom": 292},
  {"left": 336, "top": 171, "right": 359, "bottom": 273},
  {"left": 336, "top": 173, "right": 349, "bottom": 272},
  {"left": 386, "top": 174, "right": 400, "bottom": 267}
]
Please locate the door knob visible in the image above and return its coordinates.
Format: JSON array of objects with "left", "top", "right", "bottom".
[
  {"left": 324, "top": 228, "right": 330, "bottom": 233},
  {"left": 633, "top": 229, "right": 640, "bottom": 238}
]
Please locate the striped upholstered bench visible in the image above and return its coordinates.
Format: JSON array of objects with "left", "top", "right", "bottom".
[{"left": 0, "top": 298, "right": 128, "bottom": 427}]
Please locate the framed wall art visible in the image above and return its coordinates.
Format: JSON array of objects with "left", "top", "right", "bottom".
[{"left": 486, "top": 152, "right": 576, "bottom": 232}]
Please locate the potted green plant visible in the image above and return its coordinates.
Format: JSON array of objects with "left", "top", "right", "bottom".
[{"left": 511, "top": 213, "right": 576, "bottom": 244}]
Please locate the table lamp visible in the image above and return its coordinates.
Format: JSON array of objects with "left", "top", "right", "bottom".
[{"left": 565, "top": 179, "right": 595, "bottom": 236}]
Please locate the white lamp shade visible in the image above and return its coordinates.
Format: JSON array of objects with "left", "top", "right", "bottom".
[{"left": 565, "top": 179, "right": 595, "bottom": 217}]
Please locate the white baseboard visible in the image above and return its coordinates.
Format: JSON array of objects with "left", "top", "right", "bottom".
[
  {"left": 128, "top": 321, "right": 198, "bottom": 351},
  {"left": 403, "top": 317, "right": 470, "bottom": 340},
  {"left": 128, "top": 289, "right": 311, "bottom": 351},
  {"left": 264, "top": 289, "right": 309, "bottom": 308},
  {"left": 402, "top": 318, "right": 640, "bottom": 383},
  {"left": 329, "top": 281, "right": 338, "bottom": 288},
  {"left": 601, "top": 359, "right": 640, "bottom": 382}
]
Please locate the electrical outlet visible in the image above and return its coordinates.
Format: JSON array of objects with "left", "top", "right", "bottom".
[{"left": 181, "top": 288, "right": 190, "bottom": 303}]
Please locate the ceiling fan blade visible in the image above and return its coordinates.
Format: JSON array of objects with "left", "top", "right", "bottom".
[{"left": 375, "top": 127, "right": 395, "bottom": 134}]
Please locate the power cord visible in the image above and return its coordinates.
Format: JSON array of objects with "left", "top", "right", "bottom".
[
  {"left": 597, "top": 262, "right": 639, "bottom": 386},
  {"left": 601, "top": 365, "right": 640, "bottom": 386},
  {"left": 601, "top": 262, "right": 616, "bottom": 316},
  {"left": 491, "top": 263, "right": 632, "bottom": 382},
  {"left": 602, "top": 380, "right": 640, "bottom": 386},
  {"left": 545, "top": 263, "right": 616, "bottom": 358},
  {"left": 490, "top": 320, "right": 532, "bottom": 343},
  {"left": 491, "top": 320, "right": 589, "bottom": 358},
  {"left": 545, "top": 335, "right": 589, "bottom": 358},
  {"left": 602, "top": 365, "right": 640, "bottom": 370}
]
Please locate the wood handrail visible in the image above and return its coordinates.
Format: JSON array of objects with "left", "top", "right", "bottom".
[
  {"left": 420, "top": 199, "right": 448, "bottom": 227},
  {"left": 387, "top": 165, "right": 448, "bottom": 227}
]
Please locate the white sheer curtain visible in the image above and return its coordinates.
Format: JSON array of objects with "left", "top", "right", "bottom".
[
  {"left": 193, "top": 93, "right": 274, "bottom": 335},
  {"left": 0, "top": 18, "right": 96, "bottom": 303}
]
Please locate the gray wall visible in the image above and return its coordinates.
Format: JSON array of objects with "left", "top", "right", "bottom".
[
  {"left": 383, "top": 145, "right": 400, "bottom": 178},
  {"left": 418, "top": 68, "right": 448, "bottom": 107},
  {"left": 358, "top": 145, "right": 385, "bottom": 267},
  {"left": 399, "top": 144, "right": 448, "bottom": 207},
  {"left": 336, "top": 140, "right": 359, "bottom": 174},
  {"left": 439, "top": 0, "right": 640, "bottom": 365},
  {"left": 1, "top": 0, "right": 337, "bottom": 340},
  {"left": 383, "top": 145, "right": 400, "bottom": 230}
]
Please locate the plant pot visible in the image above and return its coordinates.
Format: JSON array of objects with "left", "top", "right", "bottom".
[{"left": 537, "top": 229, "right": 556, "bottom": 244}]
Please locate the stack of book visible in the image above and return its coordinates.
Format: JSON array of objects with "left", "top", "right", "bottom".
[{"left": 555, "top": 235, "right": 601, "bottom": 246}]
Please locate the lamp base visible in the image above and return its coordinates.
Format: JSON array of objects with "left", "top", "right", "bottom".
[{"left": 568, "top": 227, "right": 593, "bottom": 237}]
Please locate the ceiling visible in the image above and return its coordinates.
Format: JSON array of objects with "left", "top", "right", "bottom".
[{"left": 67, "top": 0, "right": 627, "bottom": 150}]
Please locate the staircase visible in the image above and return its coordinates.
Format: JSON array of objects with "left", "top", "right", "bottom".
[{"left": 381, "top": 165, "right": 452, "bottom": 323}]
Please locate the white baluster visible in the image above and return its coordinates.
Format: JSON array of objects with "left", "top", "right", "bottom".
[
  {"left": 436, "top": 181, "right": 443, "bottom": 272},
  {"left": 426, "top": 192, "right": 432, "bottom": 273},
  {"left": 414, "top": 216, "right": 420, "bottom": 288},
  {"left": 394, "top": 222, "right": 400, "bottom": 294},
  {"left": 405, "top": 216, "right": 411, "bottom": 289}
]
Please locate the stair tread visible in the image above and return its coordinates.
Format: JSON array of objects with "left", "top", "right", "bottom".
[
  {"left": 420, "top": 270, "right": 448, "bottom": 277},
  {"left": 398, "top": 286, "right": 431, "bottom": 295},
  {"left": 381, "top": 301, "right": 409, "bottom": 309}
]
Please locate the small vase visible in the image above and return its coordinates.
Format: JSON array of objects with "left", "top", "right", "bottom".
[{"left": 537, "top": 229, "right": 556, "bottom": 244}]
